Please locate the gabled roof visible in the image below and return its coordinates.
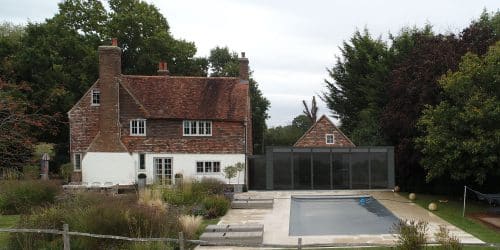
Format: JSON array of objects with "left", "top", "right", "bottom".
[
  {"left": 294, "top": 115, "right": 355, "bottom": 147},
  {"left": 119, "top": 75, "right": 249, "bottom": 121}
]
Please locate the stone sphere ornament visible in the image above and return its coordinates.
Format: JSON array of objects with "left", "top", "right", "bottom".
[
  {"left": 409, "top": 193, "right": 416, "bottom": 201},
  {"left": 393, "top": 186, "right": 400, "bottom": 192},
  {"left": 428, "top": 202, "right": 437, "bottom": 211}
]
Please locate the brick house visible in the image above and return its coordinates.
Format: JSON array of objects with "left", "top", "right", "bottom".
[
  {"left": 68, "top": 40, "right": 252, "bottom": 185},
  {"left": 294, "top": 115, "right": 355, "bottom": 147}
]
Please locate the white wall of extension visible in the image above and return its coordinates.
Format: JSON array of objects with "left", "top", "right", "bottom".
[
  {"left": 82, "top": 152, "right": 135, "bottom": 185},
  {"left": 137, "top": 153, "right": 246, "bottom": 185},
  {"left": 81, "top": 152, "right": 246, "bottom": 185}
]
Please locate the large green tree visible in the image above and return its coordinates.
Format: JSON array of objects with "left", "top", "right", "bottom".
[
  {"left": 416, "top": 42, "right": 500, "bottom": 184},
  {"left": 322, "top": 29, "right": 390, "bottom": 146},
  {"left": 207, "top": 46, "right": 270, "bottom": 154}
]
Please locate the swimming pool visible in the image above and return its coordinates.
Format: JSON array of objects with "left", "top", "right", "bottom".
[{"left": 289, "top": 195, "right": 398, "bottom": 236}]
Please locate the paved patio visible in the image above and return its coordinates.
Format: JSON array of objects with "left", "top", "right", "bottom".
[{"left": 197, "top": 190, "right": 483, "bottom": 249}]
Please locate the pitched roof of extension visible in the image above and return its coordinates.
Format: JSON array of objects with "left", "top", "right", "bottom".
[
  {"left": 293, "top": 115, "right": 356, "bottom": 147},
  {"left": 120, "top": 75, "right": 249, "bottom": 121}
]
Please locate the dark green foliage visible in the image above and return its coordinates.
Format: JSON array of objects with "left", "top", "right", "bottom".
[
  {"left": 9, "top": 193, "right": 180, "bottom": 250},
  {"left": 322, "top": 29, "right": 391, "bottom": 146},
  {"left": 0, "top": 181, "right": 60, "bottom": 214},
  {"left": 264, "top": 114, "right": 311, "bottom": 146},
  {"left": 416, "top": 42, "right": 500, "bottom": 184},
  {"left": 202, "top": 195, "right": 230, "bottom": 219}
]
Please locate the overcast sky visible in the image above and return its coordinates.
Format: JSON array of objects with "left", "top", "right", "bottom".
[{"left": 1, "top": 0, "right": 498, "bottom": 126}]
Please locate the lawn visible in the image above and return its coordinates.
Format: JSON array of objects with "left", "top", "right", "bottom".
[
  {"left": 0, "top": 215, "right": 19, "bottom": 247},
  {"left": 401, "top": 192, "right": 500, "bottom": 243}
]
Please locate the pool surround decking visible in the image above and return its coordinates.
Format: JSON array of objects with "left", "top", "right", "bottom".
[{"left": 215, "top": 190, "right": 483, "bottom": 247}]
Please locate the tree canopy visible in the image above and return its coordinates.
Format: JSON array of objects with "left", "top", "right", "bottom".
[{"left": 416, "top": 42, "right": 500, "bottom": 184}]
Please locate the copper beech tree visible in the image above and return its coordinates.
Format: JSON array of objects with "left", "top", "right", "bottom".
[{"left": 0, "top": 79, "right": 56, "bottom": 170}]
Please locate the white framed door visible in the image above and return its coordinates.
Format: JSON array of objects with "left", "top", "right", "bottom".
[{"left": 154, "top": 157, "right": 172, "bottom": 185}]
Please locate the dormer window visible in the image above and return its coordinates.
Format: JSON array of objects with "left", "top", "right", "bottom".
[
  {"left": 183, "top": 120, "right": 212, "bottom": 136},
  {"left": 91, "top": 89, "right": 100, "bottom": 106},
  {"left": 326, "top": 134, "right": 335, "bottom": 144},
  {"left": 130, "top": 119, "right": 146, "bottom": 136}
]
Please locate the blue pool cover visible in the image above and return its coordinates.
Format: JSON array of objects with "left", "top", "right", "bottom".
[{"left": 289, "top": 195, "right": 399, "bottom": 236}]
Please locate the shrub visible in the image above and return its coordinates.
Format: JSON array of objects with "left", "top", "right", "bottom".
[
  {"left": 60, "top": 162, "right": 73, "bottom": 183},
  {"left": 191, "top": 178, "right": 225, "bottom": 196},
  {"left": 202, "top": 195, "right": 230, "bottom": 218},
  {"left": 0, "top": 180, "right": 59, "bottom": 214},
  {"left": 178, "top": 215, "right": 203, "bottom": 239},
  {"left": 22, "top": 165, "right": 39, "bottom": 180},
  {"left": 435, "top": 225, "right": 462, "bottom": 250},
  {"left": 9, "top": 193, "right": 181, "bottom": 250},
  {"left": 391, "top": 219, "right": 428, "bottom": 250}
]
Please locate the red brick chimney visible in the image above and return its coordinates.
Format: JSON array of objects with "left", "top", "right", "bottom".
[
  {"left": 238, "top": 52, "right": 249, "bottom": 82},
  {"left": 89, "top": 38, "right": 126, "bottom": 152},
  {"left": 157, "top": 61, "right": 170, "bottom": 76}
]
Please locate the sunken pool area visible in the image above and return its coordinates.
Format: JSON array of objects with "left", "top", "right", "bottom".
[{"left": 289, "top": 195, "right": 398, "bottom": 236}]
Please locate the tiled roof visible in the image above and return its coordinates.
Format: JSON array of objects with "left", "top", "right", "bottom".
[{"left": 120, "top": 75, "right": 249, "bottom": 121}]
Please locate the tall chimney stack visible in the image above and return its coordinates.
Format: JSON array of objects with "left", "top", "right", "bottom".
[
  {"left": 99, "top": 38, "right": 122, "bottom": 80},
  {"left": 238, "top": 52, "right": 249, "bottom": 82},
  {"left": 157, "top": 61, "right": 170, "bottom": 76},
  {"left": 90, "top": 38, "right": 126, "bottom": 152}
]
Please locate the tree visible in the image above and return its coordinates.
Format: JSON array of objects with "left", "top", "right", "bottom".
[
  {"left": 416, "top": 42, "right": 500, "bottom": 184},
  {"left": 380, "top": 33, "right": 463, "bottom": 190},
  {"left": 264, "top": 114, "right": 311, "bottom": 147},
  {"left": 0, "top": 79, "right": 54, "bottom": 170},
  {"left": 302, "top": 96, "right": 318, "bottom": 124},
  {"left": 322, "top": 29, "right": 390, "bottom": 146},
  {"left": 207, "top": 46, "right": 270, "bottom": 154}
]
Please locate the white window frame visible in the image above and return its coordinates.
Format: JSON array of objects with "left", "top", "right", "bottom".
[
  {"left": 183, "top": 120, "right": 212, "bottom": 136},
  {"left": 130, "top": 119, "right": 146, "bottom": 136},
  {"left": 325, "top": 134, "right": 335, "bottom": 144},
  {"left": 196, "top": 161, "right": 221, "bottom": 174},
  {"left": 91, "top": 89, "right": 100, "bottom": 106},
  {"left": 74, "top": 153, "right": 82, "bottom": 172}
]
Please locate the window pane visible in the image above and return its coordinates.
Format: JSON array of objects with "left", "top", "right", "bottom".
[
  {"left": 191, "top": 121, "right": 197, "bottom": 134},
  {"left": 313, "top": 152, "right": 330, "bottom": 189},
  {"left": 184, "top": 121, "right": 190, "bottom": 135},
  {"left": 205, "top": 162, "right": 212, "bottom": 173},
  {"left": 273, "top": 152, "right": 292, "bottom": 190},
  {"left": 333, "top": 153, "right": 349, "bottom": 189},
  {"left": 206, "top": 122, "right": 211, "bottom": 135},
  {"left": 213, "top": 162, "right": 220, "bottom": 172},
  {"left": 351, "top": 152, "right": 369, "bottom": 189},
  {"left": 139, "top": 154, "right": 145, "bottom": 170},
  {"left": 196, "top": 162, "right": 204, "bottom": 173},
  {"left": 75, "top": 154, "right": 81, "bottom": 170},
  {"left": 199, "top": 122, "right": 205, "bottom": 135},
  {"left": 293, "top": 152, "right": 311, "bottom": 189}
]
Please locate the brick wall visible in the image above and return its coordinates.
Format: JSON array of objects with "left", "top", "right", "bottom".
[{"left": 294, "top": 116, "right": 355, "bottom": 147}]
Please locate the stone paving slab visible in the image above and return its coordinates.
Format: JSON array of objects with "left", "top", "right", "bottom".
[
  {"left": 231, "top": 200, "right": 274, "bottom": 209},
  {"left": 199, "top": 231, "right": 263, "bottom": 245},
  {"left": 205, "top": 224, "right": 264, "bottom": 232}
]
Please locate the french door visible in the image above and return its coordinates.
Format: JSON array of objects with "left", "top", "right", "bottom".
[{"left": 154, "top": 158, "right": 172, "bottom": 185}]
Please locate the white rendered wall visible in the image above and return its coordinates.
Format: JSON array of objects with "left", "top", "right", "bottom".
[
  {"left": 82, "top": 152, "right": 135, "bottom": 185},
  {"left": 133, "top": 153, "right": 246, "bottom": 185}
]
